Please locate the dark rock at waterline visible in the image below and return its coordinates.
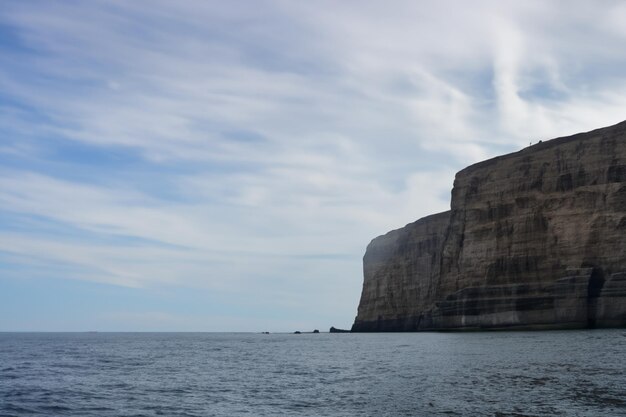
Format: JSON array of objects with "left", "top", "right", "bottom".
[
  {"left": 294, "top": 331, "right": 301, "bottom": 334},
  {"left": 329, "top": 326, "right": 350, "bottom": 333},
  {"left": 353, "top": 121, "right": 626, "bottom": 332},
  {"left": 313, "top": 329, "right": 319, "bottom": 333}
]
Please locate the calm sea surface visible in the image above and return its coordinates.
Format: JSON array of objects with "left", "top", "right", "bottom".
[{"left": 1, "top": 330, "right": 625, "bottom": 416}]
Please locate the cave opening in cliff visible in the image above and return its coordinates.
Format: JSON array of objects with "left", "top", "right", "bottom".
[{"left": 585, "top": 267, "right": 605, "bottom": 328}]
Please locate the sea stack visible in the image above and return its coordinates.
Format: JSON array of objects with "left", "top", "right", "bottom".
[{"left": 352, "top": 121, "right": 626, "bottom": 331}]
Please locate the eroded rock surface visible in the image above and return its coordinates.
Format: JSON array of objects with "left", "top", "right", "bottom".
[{"left": 352, "top": 121, "right": 626, "bottom": 331}]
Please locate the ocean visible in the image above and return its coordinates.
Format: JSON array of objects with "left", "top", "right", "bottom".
[{"left": 1, "top": 330, "right": 624, "bottom": 416}]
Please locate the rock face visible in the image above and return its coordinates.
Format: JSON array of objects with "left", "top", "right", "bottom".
[{"left": 352, "top": 121, "right": 626, "bottom": 331}]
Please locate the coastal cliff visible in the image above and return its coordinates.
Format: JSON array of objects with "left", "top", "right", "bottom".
[{"left": 352, "top": 121, "right": 626, "bottom": 331}]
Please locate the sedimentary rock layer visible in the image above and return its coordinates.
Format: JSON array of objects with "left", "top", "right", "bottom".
[{"left": 352, "top": 121, "right": 626, "bottom": 331}]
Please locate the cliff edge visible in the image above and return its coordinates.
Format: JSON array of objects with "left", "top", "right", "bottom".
[{"left": 352, "top": 121, "right": 626, "bottom": 331}]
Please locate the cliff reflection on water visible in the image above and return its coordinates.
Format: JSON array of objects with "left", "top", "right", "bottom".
[{"left": 1, "top": 330, "right": 625, "bottom": 416}]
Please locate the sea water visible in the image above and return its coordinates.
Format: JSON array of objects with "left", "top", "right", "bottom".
[{"left": 1, "top": 330, "right": 624, "bottom": 416}]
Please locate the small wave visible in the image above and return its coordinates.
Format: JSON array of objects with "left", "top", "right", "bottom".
[
  {"left": 2, "top": 402, "right": 38, "bottom": 414},
  {"left": 40, "top": 404, "right": 73, "bottom": 412}
]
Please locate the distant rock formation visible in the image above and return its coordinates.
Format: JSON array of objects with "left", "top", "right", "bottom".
[
  {"left": 329, "top": 326, "right": 350, "bottom": 333},
  {"left": 352, "top": 121, "right": 626, "bottom": 331}
]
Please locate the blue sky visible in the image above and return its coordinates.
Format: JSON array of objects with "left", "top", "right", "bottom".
[{"left": 2, "top": 0, "right": 626, "bottom": 331}]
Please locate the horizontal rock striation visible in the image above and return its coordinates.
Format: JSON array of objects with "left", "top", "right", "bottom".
[{"left": 352, "top": 121, "right": 626, "bottom": 331}]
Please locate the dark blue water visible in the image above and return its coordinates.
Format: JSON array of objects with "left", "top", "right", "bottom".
[{"left": 1, "top": 331, "right": 625, "bottom": 416}]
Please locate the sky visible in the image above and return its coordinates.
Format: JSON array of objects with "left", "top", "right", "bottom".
[{"left": 1, "top": 0, "right": 626, "bottom": 332}]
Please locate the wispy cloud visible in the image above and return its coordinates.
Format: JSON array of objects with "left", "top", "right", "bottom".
[{"left": 1, "top": 0, "right": 625, "bottom": 330}]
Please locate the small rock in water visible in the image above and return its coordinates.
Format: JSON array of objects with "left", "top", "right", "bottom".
[{"left": 329, "top": 326, "right": 350, "bottom": 333}]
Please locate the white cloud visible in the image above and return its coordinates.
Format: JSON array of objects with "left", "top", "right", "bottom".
[{"left": 1, "top": 0, "right": 626, "bottom": 329}]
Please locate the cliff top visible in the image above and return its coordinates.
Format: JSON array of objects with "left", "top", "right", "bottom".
[
  {"left": 457, "top": 119, "right": 626, "bottom": 178},
  {"left": 366, "top": 210, "right": 450, "bottom": 251}
]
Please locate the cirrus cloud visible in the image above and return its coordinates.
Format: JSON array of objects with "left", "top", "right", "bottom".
[{"left": 1, "top": 0, "right": 625, "bottom": 330}]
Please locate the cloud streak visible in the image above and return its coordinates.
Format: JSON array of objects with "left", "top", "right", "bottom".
[{"left": 1, "top": 0, "right": 626, "bottom": 330}]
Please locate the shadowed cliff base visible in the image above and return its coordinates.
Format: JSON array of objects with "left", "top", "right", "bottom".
[{"left": 352, "top": 121, "right": 626, "bottom": 332}]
